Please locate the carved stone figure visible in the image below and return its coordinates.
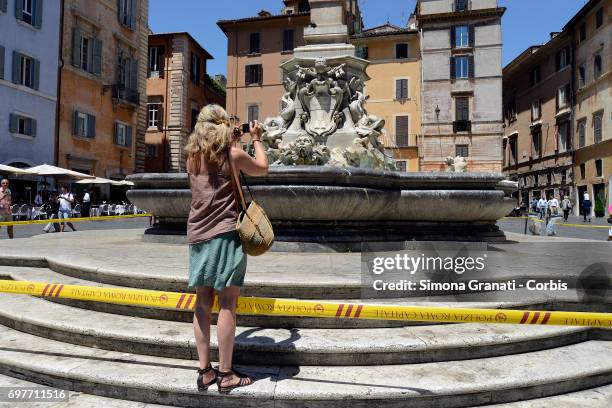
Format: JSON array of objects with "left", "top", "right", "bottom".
[
  {"left": 445, "top": 156, "right": 468, "bottom": 173},
  {"left": 274, "top": 135, "right": 330, "bottom": 166}
]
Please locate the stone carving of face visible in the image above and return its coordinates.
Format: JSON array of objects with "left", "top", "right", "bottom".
[
  {"left": 295, "top": 135, "right": 314, "bottom": 157},
  {"left": 314, "top": 57, "right": 328, "bottom": 74}
]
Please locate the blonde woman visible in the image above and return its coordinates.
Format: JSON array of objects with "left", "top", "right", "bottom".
[{"left": 185, "top": 104, "right": 268, "bottom": 393}]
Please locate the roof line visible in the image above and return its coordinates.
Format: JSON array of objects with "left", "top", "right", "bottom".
[{"left": 150, "top": 32, "right": 214, "bottom": 60}]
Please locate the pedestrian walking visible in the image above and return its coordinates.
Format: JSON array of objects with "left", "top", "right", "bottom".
[
  {"left": 530, "top": 198, "right": 538, "bottom": 214},
  {"left": 561, "top": 196, "right": 572, "bottom": 221},
  {"left": 43, "top": 192, "right": 61, "bottom": 233},
  {"left": 582, "top": 192, "right": 592, "bottom": 223},
  {"left": 58, "top": 185, "right": 77, "bottom": 232},
  {"left": 537, "top": 197, "right": 548, "bottom": 219},
  {"left": 547, "top": 195, "right": 560, "bottom": 217},
  {"left": 82, "top": 189, "right": 91, "bottom": 217},
  {"left": 186, "top": 105, "right": 268, "bottom": 393},
  {"left": 0, "top": 179, "right": 14, "bottom": 239}
]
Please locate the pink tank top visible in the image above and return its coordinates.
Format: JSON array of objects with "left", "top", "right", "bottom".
[{"left": 187, "top": 152, "right": 238, "bottom": 245}]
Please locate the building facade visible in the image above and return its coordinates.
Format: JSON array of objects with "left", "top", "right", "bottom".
[
  {"left": 566, "top": 0, "right": 610, "bottom": 216},
  {"left": 145, "top": 32, "right": 215, "bottom": 173},
  {"left": 57, "top": 0, "right": 149, "bottom": 179},
  {"left": 502, "top": 32, "right": 574, "bottom": 208},
  {"left": 0, "top": 0, "right": 61, "bottom": 169},
  {"left": 418, "top": 0, "right": 505, "bottom": 172},
  {"left": 350, "top": 24, "right": 421, "bottom": 172}
]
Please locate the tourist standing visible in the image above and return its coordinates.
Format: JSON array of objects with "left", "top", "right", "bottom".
[
  {"left": 58, "top": 185, "right": 77, "bottom": 232},
  {"left": 0, "top": 179, "right": 14, "bottom": 239},
  {"left": 561, "top": 196, "right": 572, "bottom": 221},
  {"left": 582, "top": 192, "right": 592, "bottom": 223},
  {"left": 185, "top": 105, "right": 268, "bottom": 393},
  {"left": 537, "top": 197, "right": 548, "bottom": 219},
  {"left": 531, "top": 198, "right": 538, "bottom": 214},
  {"left": 82, "top": 189, "right": 91, "bottom": 217},
  {"left": 548, "top": 195, "right": 559, "bottom": 217}
]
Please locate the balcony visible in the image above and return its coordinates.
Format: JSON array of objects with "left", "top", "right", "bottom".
[
  {"left": 453, "top": 120, "right": 471, "bottom": 133},
  {"left": 112, "top": 85, "right": 140, "bottom": 108}
]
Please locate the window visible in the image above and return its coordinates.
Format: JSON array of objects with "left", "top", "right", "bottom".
[
  {"left": 72, "top": 28, "right": 102, "bottom": 75},
  {"left": 594, "top": 112, "right": 603, "bottom": 143},
  {"left": 73, "top": 110, "right": 96, "bottom": 138},
  {"left": 395, "top": 43, "right": 408, "bottom": 59},
  {"left": 530, "top": 66, "right": 541, "bottom": 86},
  {"left": 595, "top": 8, "right": 603, "bottom": 29},
  {"left": 190, "top": 53, "right": 200, "bottom": 85},
  {"left": 118, "top": 0, "right": 136, "bottom": 30},
  {"left": 247, "top": 105, "right": 259, "bottom": 123},
  {"left": 298, "top": 0, "right": 310, "bottom": 12},
  {"left": 283, "top": 29, "right": 294, "bottom": 52},
  {"left": 558, "top": 121, "right": 570, "bottom": 152},
  {"left": 9, "top": 114, "right": 36, "bottom": 137},
  {"left": 580, "top": 163, "right": 586, "bottom": 179},
  {"left": 531, "top": 99, "right": 541, "bottom": 121},
  {"left": 594, "top": 55, "right": 602, "bottom": 80},
  {"left": 16, "top": 0, "right": 41, "bottom": 28},
  {"left": 578, "top": 64, "right": 586, "bottom": 88},
  {"left": 148, "top": 46, "right": 164, "bottom": 77},
  {"left": 509, "top": 136, "right": 518, "bottom": 165},
  {"left": 578, "top": 120, "right": 586, "bottom": 148},
  {"left": 395, "top": 79, "right": 408, "bottom": 100},
  {"left": 114, "top": 122, "right": 132, "bottom": 147},
  {"left": 191, "top": 108, "right": 199, "bottom": 131},
  {"left": 395, "top": 116, "right": 409, "bottom": 146},
  {"left": 455, "top": 0, "right": 467, "bottom": 12},
  {"left": 12, "top": 52, "right": 39, "bottom": 90},
  {"left": 145, "top": 145, "right": 158, "bottom": 159},
  {"left": 245, "top": 64, "right": 263, "bottom": 85},
  {"left": 249, "top": 33, "right": 260, "bottom": 54},
  {"left": 117, "top": 53, "right": 138, "bottom": 91},
  {"left": 595, "top": 159, "right": 603, "bottom": 177},
  {"left": 147, "top": 103, "right": 162, "bottom": 129},
  {"left": 557, "top": 83, "right": 570, "bottom": 110},
  {"left": 452, "top": 55, "right": 472, "bottom": 79},
  {"left": 395, "top": 161, "right": 407, "bottom": 172},
  {"left": 532, "top": 130, "right": 541, "bottom": 158},
  {"left": 456, "top": 145, "right": 469, "bottom": 158},
  {"left": 579, "top": 22, "right": 586, "bottom": 42},
  {"left": 453, "top": 26, "right": 470, "bottom": 48},
  {"left": 557, "top": 47, "right": 569, "bottom": 70},
  {"left": 454, "top": 97, "right": 470, "bottom": 132}
]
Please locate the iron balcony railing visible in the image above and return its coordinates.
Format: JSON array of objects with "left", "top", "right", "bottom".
[
  {"left": 382, "top": 134, "right": 419, "bottom": 148},
  {"left": 112, "top": 85, "right": 140, "bottom": 106}
]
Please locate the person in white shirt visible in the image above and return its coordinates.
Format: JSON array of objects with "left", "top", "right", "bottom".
[
  {"left": 537, "top": 197, "right": 548, "bottom": 219},
  {"left": 561, "top": 196, "right": 572, "bottom": 221},
  {"left": 58, "top": 185, "right": 77, "bottom": 232},
  {"left": 547, "top": 196, "right": 559, "bottom": 216},
  {"left": 82, "top": 189, "right": 91, "bottom": 217}
]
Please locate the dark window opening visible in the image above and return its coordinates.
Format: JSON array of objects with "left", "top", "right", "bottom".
[{"left": 249, "top": 33, "right": 261, "bottom": 54}]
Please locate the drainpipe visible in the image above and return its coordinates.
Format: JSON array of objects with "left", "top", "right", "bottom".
[{"left": 54, "top": 0, "right": 65, "bottom": 167}]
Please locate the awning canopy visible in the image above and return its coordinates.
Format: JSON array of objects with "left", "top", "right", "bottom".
[
  {"left": 0, "top": 164, "right": 35, "bottom": 175},
  {"left": 76, "top": 177, "right": 123, "bottom": 186},
  {"left": 26, "top": 164, "right": 95, "bottom": 179}
]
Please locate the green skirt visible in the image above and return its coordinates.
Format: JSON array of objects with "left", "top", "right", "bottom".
[{"left": 188, "top": 230, "right": 247, "bottom": 291}]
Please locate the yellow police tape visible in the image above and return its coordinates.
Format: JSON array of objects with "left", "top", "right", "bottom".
[
  {"left": 0, "top": 280, "right": 610, "bottom": 327},
  {"left": 0, "top": 213, "right": 151, "bottom": 227}
]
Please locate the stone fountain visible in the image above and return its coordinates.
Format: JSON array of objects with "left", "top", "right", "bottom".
[{"left": 127, "top": 0, "right": 515, "bottom": 248}]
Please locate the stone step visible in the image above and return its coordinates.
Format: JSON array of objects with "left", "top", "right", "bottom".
[
  {"left": 0, "top": 325, "right": 610, "bottom": 407},
  {"left": 3, "top": 265, "right": 601, "bottom": 330},
  {"left": 0, "top": 372, "right": 610, "bottom": 408},
  {"left": 1, "top": 293, "right": 603, "bottom": 366},
  {"left": 0, "top": 374, "right": 173, "bottom": 407}
]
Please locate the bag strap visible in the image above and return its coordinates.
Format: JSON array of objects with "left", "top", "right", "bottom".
[{"left": 227, "top": 149, "right": 248, "bottom": 212}]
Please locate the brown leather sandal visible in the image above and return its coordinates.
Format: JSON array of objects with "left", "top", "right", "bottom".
[
  {"left": 216, "top": 368, "right": 254, "bottom": 394},
  {"left": 196, "top": 364, "right": 217, "bottom": 391}
]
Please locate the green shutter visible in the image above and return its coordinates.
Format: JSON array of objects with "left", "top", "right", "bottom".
[
  {"left": 9, "top": 114, "right": 18, "bottom": 133},
  {"left": 126, "top": 126, "right": 132, "bottom": 147},
  {"left": 72, "top": 28, "right": 81, "bottom": 67},
  {"left": 32, "top": 58, "right": 40, "bottom": 90},
  {"left": 12, "top": 51, "right": 22, "bottom": 84},
  {"left": 468, "top": 25, "right": 475, "bottom": 48},
  {"left": 450, "top": 27, "right": 456, "bottom": 48},
  {"left": 33, "top": 0, "right": 42, "bottom": 28},
  {"left": 14, "top": 0, "right": 22, "bottom": 20},
  {"left": 450, "top": 56, "right": 455, "bottom": 79},
  {"left": 87, "top": 114, "right": 96, "bottom": 138},
  {"left": 0, "top": 45, "right": 4, "bottom": 80},
  {"left": 114, "top": 122, "right": 119, "bottom": 144},
  {"left": 30, "top": 118, "right": 37, "bottom": 137},
  {"left": 129, "top": 0, "right": 136, "bottom": 29},
  {"left": 468, "top": 55, "right": 474, "bottom": 78},
  {"left": 73, "top": 110, "right": 80, "bottom": 135},
  {"left": 129, "top": 58, "right": 138, "bottom": 90},
  {"left": 117, "top": 0, "right": 124, "bottom": 25},
  {"left": 92, "top": 39, "right": 102, "bottom": 75}
]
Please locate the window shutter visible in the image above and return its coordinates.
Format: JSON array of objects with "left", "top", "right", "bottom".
[
  {"left": 30, "top": 118, "right": 37, "bottom": 137},
  {"left": 92, "top": 38, "right": 102, "bottom": 75},
  {"left": 258, "top": 64, "right": 263, "bottom": 84},
  {"left": 126, "top": 126, "right": 133, "bottom": 147},
  {"left": 73, "top": 110, "right": 79, "bottom": 135},
  {"left": 395, "top": 116, "right": 408, "bottom": 138},
  {"left": 450, "top": 27, "right": 456, "bottom": 48},
  {"left": 245, "top": 65, "right": 249, "bottom": 85},
  {"left": 117, "top": 0, "right": 125, "bottom": 24},
  {"left": 72, "top": 28, "right": 81, "bottom": 67},
  {"left": 32, "top": 58, "right": 40, "bottom": 90},
  {"left": 158, "top": 46, "right": 165, "bottom": 76},
  {"left": 9, "top": 114, "right": 18, "bottom": 133},
  {"left": 0, "top": 45, "right": 4, "bottom": 80},
  {"left": 468, "top": 55, "right": 474, "bottom": 78},
  {"left": 130, "top": 58, "right": 138, "bottom": 90},
  {"left": 555, "top": 52, "right": 560, "bottom": 71},
  {"left": 395, "top": 79, "right": 402, "bottom": 99},
  {"left": 129, "top": 0, "right": 136, "bottom": 29},
  {"left": 88, "top": 114, "right": 96, "bottom": 138},
  {"left": 468, "top": 25, "right": 475, "bottom": 47},
  {"left": 15, "top": 0, "right": 22, "bottom": 20},
  {"left": 33, "top": 0, "right": 42, "bottom": 28},
  {"left": 113, "top": 122, "right": 119, "bottom": 144},
  {"left": 12, "top": 51, "right": 22, "bottom": 84},
  {"left": 0, "top": 0, "right": 7, "bottom": 13},
  {"left": 450, "top": 57, "right": 456, "bottom": 79}
]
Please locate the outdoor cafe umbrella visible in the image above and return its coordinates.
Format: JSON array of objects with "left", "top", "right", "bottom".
[
  {"left": 76, "top": 177, "right": 123, "bottom": 186},
  {"left": 26, "top": 164, "right": 95, "bottom": 179},
  {"left": 0, "top": 164, "right": 34, "bottom": 175}
]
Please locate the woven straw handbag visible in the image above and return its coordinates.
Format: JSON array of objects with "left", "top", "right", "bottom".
[{"left": 228, "top": 153, "right": 274, "bottom": 256}]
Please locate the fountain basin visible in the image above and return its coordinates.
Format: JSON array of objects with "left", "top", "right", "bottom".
[{"left": 127, "top": 167, "right": 515, "bottom": 245}]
